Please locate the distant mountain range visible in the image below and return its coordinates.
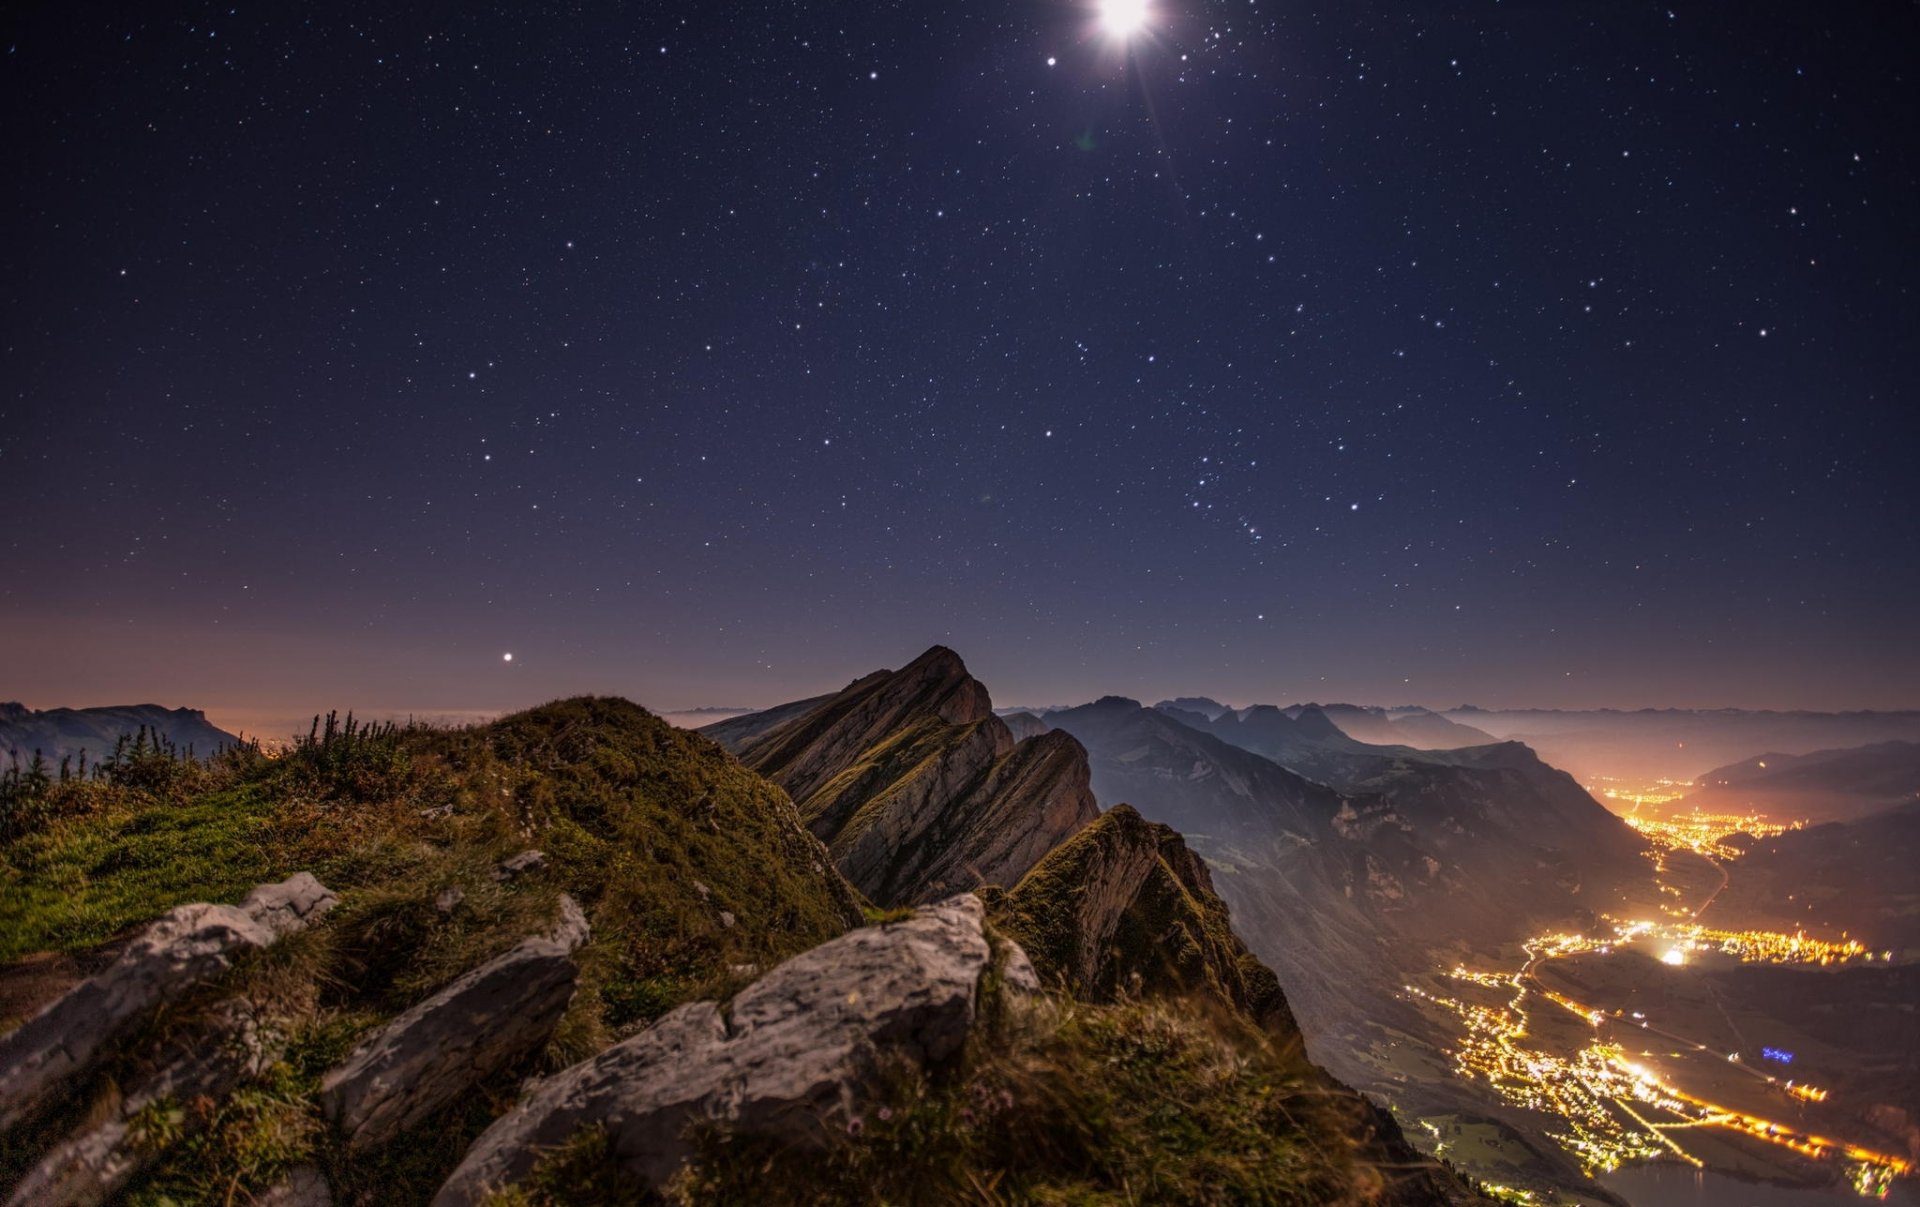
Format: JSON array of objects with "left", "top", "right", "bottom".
[
  {"left": 1682, "top": 741, "right": 1920, "bottom": 824},
  {"left": 0, "top": 702, "right": 240, "bottom": 768},
  {"left": 1438, "top": 706, "right": 1920, "bottom": 784}
]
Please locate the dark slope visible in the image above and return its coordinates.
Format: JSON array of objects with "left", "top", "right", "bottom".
[
  {"left": 1041, "top": 697, "right": 1644, "bottom": 1086},
  {"left": 1170, "top": 703, "right": 1643, "bottom": 879},
  {"left": 990, "top": 803, "right": 1295, "bottom": 1032},
  {"left": 1713, "top": 801, "right": 1920, "bottom": 952},
  {"left": 693, "top": 692, "right": 836, "bottom": 750},
  {"left": 709, "top": 647, "right": 1098, "bottom": 906},
  {"left": 1684, "top": 740, "right": 1920, "bottom": 824},
  {"left": 0, "top": 703, "right": 240, "bottom": 767}
]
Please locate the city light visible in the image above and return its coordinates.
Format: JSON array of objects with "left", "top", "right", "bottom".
[{"left": 1403, "top": 787, "right": 1907, "bottom": 1196}]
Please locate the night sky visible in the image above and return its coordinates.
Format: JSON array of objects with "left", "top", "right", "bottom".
[{"left": 4, "top": 1, "right": 1917, "bottom": 737}]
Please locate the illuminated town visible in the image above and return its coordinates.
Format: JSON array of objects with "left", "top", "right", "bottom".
[{"left": 1405, "top": 787, "right": 1910, "bottom": 1201}]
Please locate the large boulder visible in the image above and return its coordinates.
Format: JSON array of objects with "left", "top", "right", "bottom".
[
  {"left": 432, "top": 894, "right": 1000, "bottom": 1205},
  {"left": 320, "top": 895, "right": 591, "bottom": 1151},
  {"left": 0, "top": 873, "right": 335, "bottom": 1134},
  {"left": 5, "top": 999, "right": 275, "bottom": 1207}
]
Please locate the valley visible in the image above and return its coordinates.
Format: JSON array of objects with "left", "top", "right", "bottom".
[{"left": 1403, "top": 787, "right": 1914, "bottom": 1202}]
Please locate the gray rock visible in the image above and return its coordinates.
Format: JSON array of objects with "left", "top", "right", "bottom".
[
  {"left": 433, "top": 894, "right": 998, "bottom": 1205},
  {"left": 434, "top": 887, "right": 465, "bottom": 914},
  {"left": 239, "top": 872, "right": 338, "bottom": 937},
  {"left": 6, "top": 1000, "right": 275, "bottom": 1207},
  {"left": 492, "top": 850, "right": 547, "bottom": 881},
  {"left": 0, "top": 874, "right": 335, "bottom": 1135},
  {"left": 253, "top": 1165, "right": 333, "bottom": 1207},
  {"left": 320, "top": 895, "right": 590, "bottom": 1151},
  {"left": 999, "top": 941, "right": 1042, "bottom": 996}
]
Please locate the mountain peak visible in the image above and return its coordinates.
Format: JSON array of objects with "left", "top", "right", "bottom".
[{"left": 1291, "top": 705, "right": 1346, "bottom": 740}]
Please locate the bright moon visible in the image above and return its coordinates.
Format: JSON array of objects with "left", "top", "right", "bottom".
[
  {"left": 1099, "top": 0, "right": 1149, "bottom": 37},
  {"left": 502, "top": 653, "right": 513, "bottom": 662}
]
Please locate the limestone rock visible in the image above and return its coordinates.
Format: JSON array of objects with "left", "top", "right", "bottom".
[
  {"left": 0, "top": 874, "right": 334, "bottom": 1135},
  {"left": 492, "top": 849, "right": 548, "bottom": 881},
  {"left": 238, "top": 872, "right": 339, "bottom": 937},
  {"left": 432, "top": 895, "right": 999, "bottom": 1205},
  {"left": 320, "top": 895, "right": 590, "bottom": 1151},
  {"left": 5, "top": 1000, "right": 275, "bottom": 1207}
]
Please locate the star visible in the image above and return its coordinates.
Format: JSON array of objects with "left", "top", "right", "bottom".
[{"left": 1098, "top": 0, "right": 1150, "bottom": 38}]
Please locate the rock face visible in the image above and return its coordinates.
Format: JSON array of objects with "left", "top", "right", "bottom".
[
  {"left": 713, "top": 647, "right": 1099, "bottom": 906},
  {"left": 0, "top": 873, "right": 336, "bottom": 1135},
  {"left": 320, "top": 895, "right": 591, "bottom": 1151},
  {"left": 992, "top": 805, "right": 1295, "bottom": 1031},
  {"left": 432, "top": 895, "right": 999, "bottom": 1206},
  {"left": 6, "top": 1000, "right": 273, "bottom": 1207}
]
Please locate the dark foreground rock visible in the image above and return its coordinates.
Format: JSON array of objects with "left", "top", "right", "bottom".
[
  {"left": 320, "top": 895, "right": 592, "bottom": 1151},
  {"left": 6, "top": 1000, "right": 274, "bottom": 1207},
  {"left": 432, "top": 894, "right": 999, "bottom": 1205}
]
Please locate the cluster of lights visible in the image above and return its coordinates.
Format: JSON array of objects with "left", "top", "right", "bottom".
[
  {"left": 1402, "top": 809, "right": 1910, "bottom": 1198},
  {"left": 1619, "top": 808, "right": 1804, "bottom": 861},
  {"left": 1589, "top": 776, "right": 1697, "bottom": 811}
]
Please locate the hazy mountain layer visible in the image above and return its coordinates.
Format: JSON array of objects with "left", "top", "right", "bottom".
[
  {"left": 0, "top": 703, "right": 239, "bottom": 768},
  {"left": 1684, "top": 740, "right": 1920, "bottom": 824},
  {"left": 1442, "top": 706, "right": 1920, "bottom": 784}
]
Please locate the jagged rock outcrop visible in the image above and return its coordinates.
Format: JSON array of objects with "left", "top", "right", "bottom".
[
  {"left": 712, "top": 647, "right": 1098, "bottom": 905},
  {"left": 6, "top": 1000, "right": 274, "bottom": 1207},
  {"left": 990, "top": 805, "right": 1295, "bottom": 1030},
  {"left": 0, "top": 873, "right": 335, "bottom": 1135},
  {"left": 432, "top": 895, "right": 1002, "bottom": 1205},
  {"left": 320, "top": 895, "right": 592, "bottom": 1151}
]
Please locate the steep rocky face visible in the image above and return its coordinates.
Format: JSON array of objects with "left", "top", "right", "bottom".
[
  {"left": 712, "top": 647, "right": 1098, "bottom": 905},
  {"left": 732, "top": 647, "right": 995, "bottom": 806},
  {"left": 992, "top": 804, "right": 1295, "bottom": 1031}
]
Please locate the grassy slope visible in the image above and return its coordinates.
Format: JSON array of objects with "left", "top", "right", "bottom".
[
  {"left": 1, "top": 701, "right": 1480, "bottom": 1206},
  {"left": 0, "top": 698, "right": 864, "bottom": 1202}
]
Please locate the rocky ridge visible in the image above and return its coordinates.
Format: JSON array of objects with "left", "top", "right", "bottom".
[{"left": 715, "top": 646, "right": 1100, "bottom": 906}]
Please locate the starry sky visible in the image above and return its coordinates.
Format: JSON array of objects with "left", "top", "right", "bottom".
[{"left": 4, "top": 1, "right": 1917, "bottom": 737}]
